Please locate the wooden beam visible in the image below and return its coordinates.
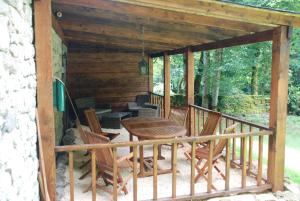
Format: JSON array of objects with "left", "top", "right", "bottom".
[
  {"left": 151, "top": 29, "right": 274, "bottom": 57},
  {"left": 53, "top": 0, "right": 272, "bottom": 32},
  {"left": 164, "top": 53, "right": 170, "bottom": 118},
  {"left": 63, "top": 31, "right": 179, "bottom": 52},
  {"left": 52, "top": 3, "right": 249, "bottom": 40},
  {"left": 148, "top": 55, "right": 153, "bottom": 92},
  {"left": 268, "top": 26, "right": 291, "bottom": 192},
  {"left": 185, "top": 48, "right": 194, "bottom": 136},
  {"left": 185, "top": 48, "right": 194, "bottom": 105},
  {"left": 52, "top": 14, "right": 66, "bottom": 44},
  {"left": 59, "top": 19, "right": 211, "bottom": 46},
  {"left": 110, "top": 0, "right": 300, "bottom": 27},
  {"left": 34, "top": 0, "right": 56, "bottom": 200}
]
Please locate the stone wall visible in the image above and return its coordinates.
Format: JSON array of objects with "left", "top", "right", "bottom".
[
  {"left": 0, "top": 0, "right": 39, "bottom": 200},
  {"left": 52, "top": 29, "right": 67, "bottom": 146}
]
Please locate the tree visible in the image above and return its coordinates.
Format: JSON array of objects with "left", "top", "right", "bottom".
[
  {"left": 211, "top": 49, "right": 223, "bottom": 110},
  {"left": 202, "top": 51, "right": 210, "bottom": 108}
]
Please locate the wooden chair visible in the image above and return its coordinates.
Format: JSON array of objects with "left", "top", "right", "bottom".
[
  {"left": 75, "top": 119, "right": 93, "bottom": 179},
  {"left": 184, "top": 124, "right": 237, "bottom": 189},
  {"left": 84, "top": 131, "right": 135, "bottom": 197},
  {"left": 168, "top": 107, "right": 189, "bottom": 127},
  {"left": 84, "top": 108, "right": 119, "bottom": 140},
  {"left": 200, "top": 111, "right": 222, "bottom": 137}
]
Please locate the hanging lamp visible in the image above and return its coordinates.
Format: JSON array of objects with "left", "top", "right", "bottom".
[{"left": 138, "top": 26, "right": 148, "bottom": 75}]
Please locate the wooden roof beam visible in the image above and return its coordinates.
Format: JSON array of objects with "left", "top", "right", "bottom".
[
  {"left": 52, "top": 3, "right": 250, "bottom": 38},
  {"left": 52, "top": 0, "right": 272, "bottom": 32},
  {"left": 63, "top": 31, "right": 180, "bottom": 52},
  {"left": 111, "top": 0, "right": 300, "bottom": 27},
  {"left": 60, "top": 20, "right": 212, "bottom": 46},
  {"left": 150, "top": 29, "right": 274, "bottom": 57}
]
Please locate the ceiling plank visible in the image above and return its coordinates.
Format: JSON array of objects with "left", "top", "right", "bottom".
[
  {"left": 52, "top": 0, "right": 272, "bottom": 32},
  {"left": 111, "top": 0, "right": 300, "bottom": 27},
  {"left": 60, "top": 20, "right": 212, "bottom": 46},
  {"left": 63, "top": 30, "right": 180, "bottom": 53},
  {"left": 52, "top": 3, "right": 249, "bottom": 39}
]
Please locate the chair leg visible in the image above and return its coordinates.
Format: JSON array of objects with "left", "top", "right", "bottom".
[
  {"left": 79, "top": 169, "right": 91, "bottom": 180},
  {"left": 80, "top": 159, "right": 91, "bottom": 169}
]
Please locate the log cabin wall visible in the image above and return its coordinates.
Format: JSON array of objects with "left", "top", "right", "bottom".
[{"left": 67, "top": 47, "right": 149, "bottom": 111}]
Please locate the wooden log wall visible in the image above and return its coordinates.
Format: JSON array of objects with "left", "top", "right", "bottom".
[{"left": 67, "top": 49, "right": 149, "bottom": 111}]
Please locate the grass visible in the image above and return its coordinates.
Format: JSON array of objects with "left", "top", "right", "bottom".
[{"left": 241, "top": 114, "right": 300, "bottom": 184}]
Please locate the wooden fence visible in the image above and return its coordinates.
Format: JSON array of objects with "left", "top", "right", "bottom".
[
  {"left": 189, "top": 104, "right": 270, "bottom": 185},
  {"left": 149, "top": 92, "right": 164, "bottom": 117},
  {"left": 55, "top": 129, "right": 272, "bottom": 201}
]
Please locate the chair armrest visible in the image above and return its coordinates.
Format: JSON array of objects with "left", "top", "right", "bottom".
[
  {"left": 117, "top": 152, "right": 134, "bottom": 163},
  {"left": 102, "top": 132, "right": 120, "bottom": 140}
]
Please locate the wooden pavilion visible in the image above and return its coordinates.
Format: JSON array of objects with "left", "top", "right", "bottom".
[{"left": 34, "top": 0, "right": 300, "bottom": 200}]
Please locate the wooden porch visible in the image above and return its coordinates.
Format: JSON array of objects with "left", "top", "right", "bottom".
[{"left": 33, "top": 0, "right": 300, "bottom": 200}]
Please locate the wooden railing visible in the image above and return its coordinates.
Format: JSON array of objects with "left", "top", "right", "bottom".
[
  {"left": 189, "top": 104, "right": 270, "bottom": 184},
  {"left": 55, "top": 129, "right": 272, "bottom": 201},
  {"left": 149, "top": 92, "right": 164, "bottom": 117}
]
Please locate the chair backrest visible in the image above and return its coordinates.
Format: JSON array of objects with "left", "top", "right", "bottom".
[
  {"left": 213, "top": 124, "right": 237, "bottom": 156},
  {"left": 75, "top": 119, "right": 89, "bottom": 144},
  {"left": 138, "top": 107, "right": 159, "bottom": 117},
  {"left": 85, "top": 131, "right": 114, "bottom": 169},
  {"left": 84, "top": 108, "right": 102, "bottom": 133},
  {"left": 136, "top": 94, "right": 150, "bottom": 106},
  {"left": 200, "top": 111, "right": 222, "bottom": 136},
  {"left": 168, "top": 107, "right": 189, "bottom": 127},
  {"left": 74, "top": 97, "right": 96, "bottom": 109}
]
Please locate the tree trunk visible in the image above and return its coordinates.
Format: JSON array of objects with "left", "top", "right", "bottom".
[
  {"left": 194, "top": 52, "right": 202, "bottom": 95},
  {"left": 211, "top": 49, "right": 222, "bottom": 111},
  {"left": 202, "top": 51, "right": 210, "bottom": 108},
  {"left": 177, "top": 77, "right": 184, "bottom": 94},
  {"left": 251, "top": 49, "right": 260, "bottom": 95}
]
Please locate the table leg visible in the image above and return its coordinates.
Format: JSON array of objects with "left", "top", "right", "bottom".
[
  {"left": 138, "top": 145, "right": 145, "bottom": 177},
  {"left": 129, "top": 134, "right": 133, "bottom": 152},
  {"left": 158, "top": 145, "right": 165, "bottom": 160}
]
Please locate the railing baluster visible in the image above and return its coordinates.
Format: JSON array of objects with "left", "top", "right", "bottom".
[
  {"left": 202, "top": 111, "right": 205, "bottom": 127},
  {"left": 133, "top": 146, "right": 138, "bottom": 201},
  {"left": 241, "top": 137, "right": 247, "bottom": 188},
  {"left": 113, "top": 147, "right": 118, "bottom": 201},
  {"left": 207, "top": 140, "right": 214, "bottom": 193},
  {"left": 219, "top": 117, "right": 223, "bottom": 134},
  {"left": 193, "top": 107, "right": 196, "bottom": 137},
  {"left": 153, "top": 144, "right": 158, "bottom": 200},
  {"left": 91, "top": 150, "right": 96, "bottom": 201},
  {"left": 172, "top": 143, "right": 178, "bottom": 198},
  {"left": 69, "top": 152, "right": 74, "bottom": 201},
  {"left": 190, "top": 141, "right": 196, "bottom": 196},
  {"left": 225, "top": 138, "right": 231, "bottom": 190},
  {"left": 240, "top": 123, "right": 244, "bottom": 165},
  {"left": 248, "top": 126, "right": 253, "bottom": 175},
  {"left": 257, "top": 135, "right": 263, "bottom": 186},
  {"left": 197, "top": 109, "right": 200, "bottom": 136},
  {"left": 232, "top": 120, "right": 236, "bottom": 161}
]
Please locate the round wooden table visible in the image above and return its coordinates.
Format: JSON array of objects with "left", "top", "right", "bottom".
[{"left": 122, "top": 117, "right": 187, "bottom": 177}]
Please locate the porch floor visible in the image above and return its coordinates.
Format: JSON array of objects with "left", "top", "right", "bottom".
[{"left": 58, "top": 126, "right": 274, "bottom": 201}]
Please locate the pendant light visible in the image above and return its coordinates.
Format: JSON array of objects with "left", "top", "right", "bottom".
[{"left": 138, "top": 26, "right": 149, "bottom": 75}]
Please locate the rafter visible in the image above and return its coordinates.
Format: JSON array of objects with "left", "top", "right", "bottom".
[
  {"left": 52, "top": 0, "right": 272, "bottom": 32},
  {"left": 60, "top": 20, "right": 211, "bottom": 46}
]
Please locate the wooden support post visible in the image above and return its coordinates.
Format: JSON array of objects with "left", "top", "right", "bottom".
[
  {"left": 186, "top": 48, "right": 195, "bottom": 136},
  {"left": 34, "top": 1, "right": 56, "bottom": 200},
  {"left": 148, "top": 55, "right": 153, "bottom": 93},
  {"left": 164, "top": 53, "right": 171, "bottom": 118},
  {"left": 268, "top": 26, "right": 291, "bottom": 192}
]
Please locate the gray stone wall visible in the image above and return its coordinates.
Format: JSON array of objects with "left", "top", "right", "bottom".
[
  {"left": 52, "top": 29, "right": 67, "bottom": 146},
  {"left": 0, "top": 0, "right": 39, "bottom": 200}
]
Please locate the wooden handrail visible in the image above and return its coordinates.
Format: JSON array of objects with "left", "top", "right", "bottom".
[
  {"left": 55, "top": 130, "right": 272, "bottom": 152},
  {"left": 189, "top": 104, "right": 270, "bottom": 130},
  {"left": 149, "top": 92, "right": 164, "bottom": 98}
]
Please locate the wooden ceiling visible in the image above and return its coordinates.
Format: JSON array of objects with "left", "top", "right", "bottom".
[{"left": 52, "top": 0, "right": 300, "bottom": 54}]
